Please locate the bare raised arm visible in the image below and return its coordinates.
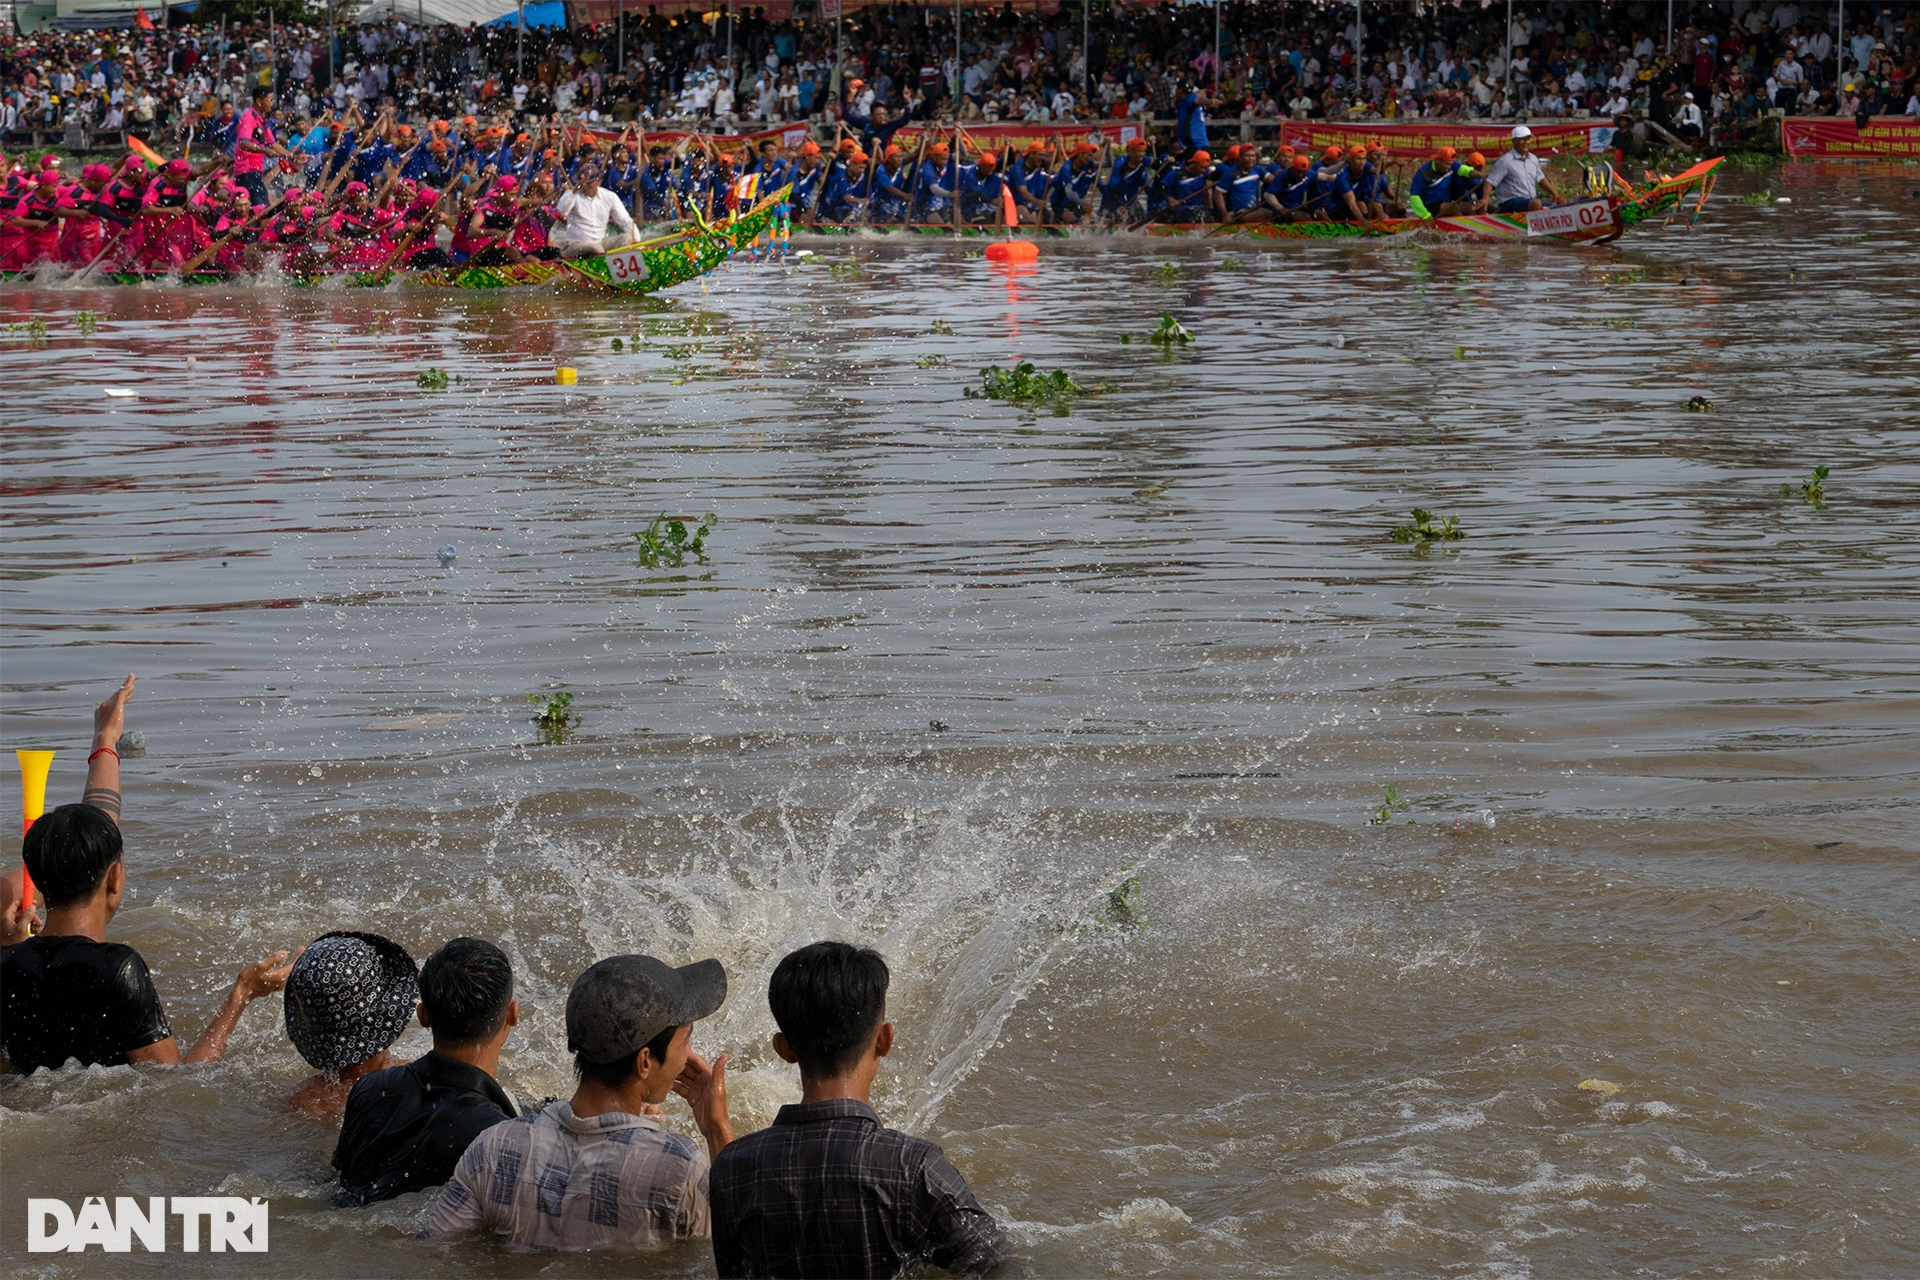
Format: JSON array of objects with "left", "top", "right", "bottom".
[{"left": 84, "top": 673, "right": 135, "bottom": 824}]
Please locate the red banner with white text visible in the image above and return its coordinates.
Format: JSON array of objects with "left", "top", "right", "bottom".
[
  {"left": 1781, "top": 116, "right": 1920, "bottom": 158},
  {"left": 1277, "top": 119, "right": 1616, "bottom": 158},
  {"left": 575, "top": 122, "right": 813, "bottom": 153},
  {"left": 890, "top": 120, "right": 1145, "bottom": 153}
]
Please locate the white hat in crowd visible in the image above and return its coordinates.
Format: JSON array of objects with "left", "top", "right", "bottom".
[{"left": 1511, "top": 124, "right": 1532, "bottom": 139}]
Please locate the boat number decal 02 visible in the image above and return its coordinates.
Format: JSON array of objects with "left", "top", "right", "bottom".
[
  {"left": 606, "top": 248, "right": 651, "bottom": 282},
  {"left": 1525, "top": 198, "right": 1612, "bottom": 237}
]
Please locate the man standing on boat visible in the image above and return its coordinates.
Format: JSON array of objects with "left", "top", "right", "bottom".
[
  {"left": 1174, "top": 80, "right": 1220, "bottom": 158},
  {"left": 553, "top": 162, "right": 638, "bottom": 259},
  {"left": 1482, "top": 125, "right": 1562, "bottom": 214}
]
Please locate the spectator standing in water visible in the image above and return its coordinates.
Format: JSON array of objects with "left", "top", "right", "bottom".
[
  {"left": 422, "top": 952, "right": 732, "bottom": 1248},
  {"left": 333, "top": 937, "right": 521, "bottom": 1205},
  {"left": 1, "top": 676, "right": 296, "bottom": 1073},
  {"left": 709, "top": 941, "right": 1006, "bottom": 1279},
  {"left": 285, "top": 930, "right": 422, "bottom": 1124}
]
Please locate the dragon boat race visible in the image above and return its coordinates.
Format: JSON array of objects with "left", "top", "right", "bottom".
[{"left": 5, "top": 1, "right": 1920, "bottom": 1276}]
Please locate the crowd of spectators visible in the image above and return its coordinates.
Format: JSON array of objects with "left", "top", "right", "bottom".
[{"left": 4, "top": 1, "right": 1918, "bottom": 153}]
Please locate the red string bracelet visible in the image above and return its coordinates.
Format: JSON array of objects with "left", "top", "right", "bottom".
[{"left": 88, "top": 747, "right": 119, "bottom": 763}]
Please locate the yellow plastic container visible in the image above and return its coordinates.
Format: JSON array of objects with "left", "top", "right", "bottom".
[{"left": 555, "top": 367, "right": 578, "bottom": 385}]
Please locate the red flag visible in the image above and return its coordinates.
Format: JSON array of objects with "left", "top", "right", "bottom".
[{"left": 134, "top": 6, "right": 154, "bottom": 27}]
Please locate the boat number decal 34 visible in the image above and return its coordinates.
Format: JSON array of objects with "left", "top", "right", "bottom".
[{"left": 605, "top": 248, "right": 651, "bottom": 282}]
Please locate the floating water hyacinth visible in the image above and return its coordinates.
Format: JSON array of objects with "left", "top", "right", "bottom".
[
  {"left": 1781, "top": 464, "right": 1829, "bottom": 504},
  {"left": 636, "top": 513, "right": 716, "bottom": 567},
  {"left": 1149, "top": 313, "right": 1194, "bottom": 346},
  {"left": 966, "top": 363, "right": 1084, "bottom": 404},
  {"left": 1390, "top": 508, "right": 1465, "bottom": 546}
]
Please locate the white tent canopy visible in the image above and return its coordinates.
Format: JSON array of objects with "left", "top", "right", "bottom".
[{"left": 353, "top": 0, "right": 520, "bottom": 26}]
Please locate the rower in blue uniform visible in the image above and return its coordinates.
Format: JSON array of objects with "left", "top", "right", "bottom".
[
  {"left": 1051, "top": 143, "right": 1101, "bottom": 224},
  {"left": 1101, "top": 138, "right": 1154, "bottom": 222}
]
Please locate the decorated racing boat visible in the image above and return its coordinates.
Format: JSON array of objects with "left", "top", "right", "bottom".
[
  {"left": 790, "top": 158, "right": 1723, "bottom": 246},
  {"left": 0, "top": 186, "right": 790, "bottom": 292}
]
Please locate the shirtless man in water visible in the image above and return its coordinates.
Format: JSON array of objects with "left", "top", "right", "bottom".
[{"left": 1, "top": 676, "right": 296, "bottom": 1074}]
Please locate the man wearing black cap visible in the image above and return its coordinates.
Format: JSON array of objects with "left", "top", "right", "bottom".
[{"left": 422, "top": 953, "right": 733, "bottom": 1250}]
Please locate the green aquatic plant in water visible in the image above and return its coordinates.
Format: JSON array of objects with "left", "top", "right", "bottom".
[
  {"left": 1217, "top": 255, "right": 1244, "bottom": 272},
  {"left": 966, "top": 362, "right": 1085, "bottom": 403},
  {"left": 417, "top": 367, "right": 451, "bottom": 389},
  {"left": 6, "top": 318, "right": 48, "bottom": 343},
  {"left": 928, "top": 319, "right": 955, "bottom": 336},
  {"left": 1103, "top": 873, "right": 1145, "bottom": 927},
  {"left": 1391, "top": 508, "right": 1465, "bottom": 546},
  {"left": 1781, "top": 464, "right": 1829, "bottom": 504},
  {"left": 1370, "top": 784, "right": 1413, "bottom": 826},
  {"left": 1736, "top": 188, "right": 1773, "bottom": 204},
  {"left": 1684, "top": 394, "right": 1715, "bottom": 412},
  {"left": 636, "top": 512, "right": 717, "bottom": 566},
  {"left": 914, "top": 354, "right": 947, "bottom": 369},
  {"left": 1151, "top": 260, "right": 1183, "bottom": 284},
  {"left": 527, "top": 691, "right": 577, "bottom": 743},
  {"left": 1149, "top": 313, "right": 1194, "bottom": 346},
  {"left": 75, "top": 311, "right": 99, "bottom": 336}
]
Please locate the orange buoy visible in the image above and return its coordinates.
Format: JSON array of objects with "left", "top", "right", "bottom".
[{"left": 984, "top": 240, "right": 1039, "bottom": 263}]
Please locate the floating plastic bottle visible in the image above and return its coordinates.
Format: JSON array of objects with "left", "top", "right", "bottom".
[{"left": 1450, "top": 810, "right": 1496, "bottom": 833}]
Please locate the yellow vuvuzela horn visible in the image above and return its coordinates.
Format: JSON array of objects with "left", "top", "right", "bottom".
[{"left": 17, "top": 749, "right": 54, "bottom": 914}]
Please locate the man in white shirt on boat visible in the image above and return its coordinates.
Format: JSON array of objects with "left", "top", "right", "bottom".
[
  {"left": 554, "top": 163, "right": 639, "bottom": 259},
  {"left": 1482, "top": 124, "right": 1562, "bottom": 214}
]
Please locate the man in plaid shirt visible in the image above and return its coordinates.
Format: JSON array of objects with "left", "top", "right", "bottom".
[
  {"left": 709, "top": 942, "right": 1007, "bottom": 1277},
  {"left": 422, "top": 953, "right": 735, "bottom": 1250}
]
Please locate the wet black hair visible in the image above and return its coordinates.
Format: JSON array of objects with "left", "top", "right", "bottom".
[
  {"left": 22, "top": 804, "right": 123, "bottom": 907},
  {"left": 573, "top": 1023, "right": 677, "bottom": 1088},
  {"left": 419, "top": 937, "right": 514, "bottom": 1045},
  {"left": 769, "top": 941, "right": 889, "bottom": 1078}
]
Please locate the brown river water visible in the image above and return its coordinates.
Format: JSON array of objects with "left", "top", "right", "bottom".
[{"left": 2, "top": 161, "right": 1917, "bottom": 1277}]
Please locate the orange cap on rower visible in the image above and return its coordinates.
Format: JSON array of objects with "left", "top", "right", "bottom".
[
  {"left": 432, "top": 119, "right": 451, "bottom": 134},
  {"left": 838, "top": 137, "right": 858, "bottom": 151},
  {"left": 849, "top": 149, "right": 869, "bottom": 164},
  {"left": 1292, "top": 154, "right": 1310, "bottom": 170},
  {"left": 1322, "top": 145, "right": 1343, "bottom": 161},
  {"left": 929, "top": 142, "right": 950, "bottom": 156},
  {"left": 1026, "top": 140, "right": 1046, "bottom": 154},
  {"left": 1072, "top": 141, "right": 1098, "bottom": 156},
  {"left": 885, "top": 143, "right": 903, "bottom": 157},
  {"left": 1126, "top": 137, "right": 1149, "bottom": 150},
  {"left": 1224, "top": 144, "right": 1240, "bottom": 160},
  {"left": 1190, "top": 149, "right": 1211, "bottom": 165},
  {"left": 1434, "top": 146, "right": 1457, "bottom": 161},
  {"left": 977, "top": 151, "right": 999, "bottom": 168},
  {"left": 1468, "top": 151, "right": 1486, "bottom": 166}
]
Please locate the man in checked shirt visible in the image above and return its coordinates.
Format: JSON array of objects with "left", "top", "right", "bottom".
[
  {"left": 421, "top": 953, "right": 734, "bottom": 1249},
  {"left": 710, "top": 942, "right": 1008, "bottom": 1278}
]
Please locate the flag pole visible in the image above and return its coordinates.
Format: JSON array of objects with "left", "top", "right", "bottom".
[{"left": 954, "top": 0, "right": 962, "bottom": 237}]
